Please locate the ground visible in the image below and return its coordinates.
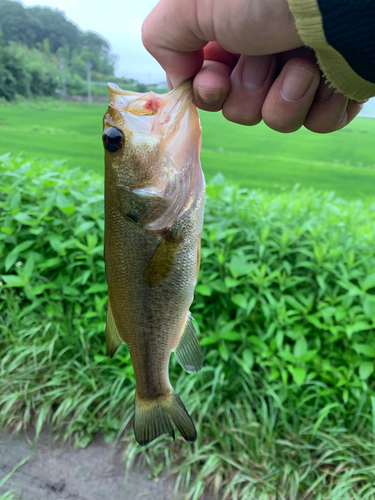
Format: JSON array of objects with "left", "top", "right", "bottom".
[{"left": 0, "top": 431, "right": 186, "bottom": 500}]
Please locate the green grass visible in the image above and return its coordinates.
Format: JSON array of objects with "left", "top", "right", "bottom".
[
  {"left": 1, "top": 100, "right": 375, "bottom": 198},
  {"left": 0, "top": 456, "right": 30, "bottom": 500},
  {"left": 0, "top": 100, "right": 106, "bottom": 176},
  {"left": 2, "top": 156, "right": 375, "bottom": 498}
]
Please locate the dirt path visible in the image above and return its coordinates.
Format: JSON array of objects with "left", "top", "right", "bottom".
[{"left": 0, "top": 431, "right": 185, "bottom": 500}]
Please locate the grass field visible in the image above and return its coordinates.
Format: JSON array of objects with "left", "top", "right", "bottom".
[{"left": 0, "top": 99, "right": 375, "bottom": 198}]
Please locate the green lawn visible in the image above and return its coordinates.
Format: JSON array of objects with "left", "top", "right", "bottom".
[{"left": 1, "top": 99, "right": 375, "bottom": 198}]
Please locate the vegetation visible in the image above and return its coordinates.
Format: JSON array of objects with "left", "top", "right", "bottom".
[
  {"left": 0, "top": 40, "right": 61, "bottom": 100},
  {"left": 0, "top": 0, "right": 137, "bottom": 100},
  {"left": 0, "top": 100, "right": 375, "bottom": 197},
  {"left": 0, "top": 456, "right": 29, "bottom": 500},
  {"left": 1, "top": 155, "right": 375, "bottom": 498}
]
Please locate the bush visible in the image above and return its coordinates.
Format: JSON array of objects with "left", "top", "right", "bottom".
[
  {"left": 1, "top": 155, "right": 375, "bottom": 498},
  {"left": 65, "top": 72, "right": 85, "bottom": 96},
  {"left": 0, "top": 43, "right": 32, "bottom": 99},
  {"left": 6, "top": 43, "right": 60, "bottom": 97},
  {"left": 0, "top": 43, "right": 60, "bottom": 99},
  {"left": 0, "top": 65, "right": 16, "bottom": 101},
  {"left": 198, "top": 174, "right": 375, "bottom": 403}
]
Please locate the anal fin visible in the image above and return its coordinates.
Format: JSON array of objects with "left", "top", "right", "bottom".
[
  {"left": 106, "top": 300, "right": 123, "bottom": 357},
  {"left": 174, "top": 313, "right": 203, "bottom": 373}
]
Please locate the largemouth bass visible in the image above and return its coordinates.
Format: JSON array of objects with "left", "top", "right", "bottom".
[{"left": 102, "top": 81, "right": 205, "bottom": 446}]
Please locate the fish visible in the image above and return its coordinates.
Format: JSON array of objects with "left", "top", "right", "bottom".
[{"left": 102, "top": 80, "right": 205, "bottom": 446}]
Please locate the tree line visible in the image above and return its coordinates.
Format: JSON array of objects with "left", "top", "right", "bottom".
[{"left": 0, "top": 0, "right": 132, "bottom": 100}]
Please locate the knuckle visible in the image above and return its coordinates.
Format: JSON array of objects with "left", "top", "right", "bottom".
[
  {"left": 222, "top": 105, "right": 261, "bottom": 126},
  {"left": 262, "top": 102, "right": 304, "bottom": 133},
  {"left": 196, "top": 102, "right": 224, "bottom": 113},
  {"left": 304, "top": 121, "right": 333, "bottom": 134},
  {"left": 141, "top": 18, "right": 153, "bottom": 52},
  {"left": 263, "top": 116, "right": 302, "bottom": 133}
]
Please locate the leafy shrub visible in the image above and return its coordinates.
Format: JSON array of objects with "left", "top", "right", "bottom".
[
  {"left": 0, "top": 42, "right": 32, "bottom": 99},
  {"left": 5, "top": 43, "right": 60, "bottom": 97},
  {"left": 65, "top": 71, "right": 85, "bottom": 96},
  {"left": 0, "top": 66, "right": 16, "bottom": 101},
  {"left": 0, "top": 43, "right": 60, "bottom": 99},
  {"left": 198, "top": 175, "right": 375, "bottom": 402},
  {"left": 1, "top": 155, "right": 375, "bottom": 498}
]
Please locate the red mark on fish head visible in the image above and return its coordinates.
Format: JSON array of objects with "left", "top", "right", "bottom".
[{"left": 143, "top": 97, "right": 162, "bottom": 114}]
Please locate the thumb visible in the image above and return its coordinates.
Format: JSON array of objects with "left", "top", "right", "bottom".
[
  {"left": 142, "top": 0, "right": 303, "bottom": 87},
  {"left": 142, "top": 0, "right": 206, "bottom": 87}
]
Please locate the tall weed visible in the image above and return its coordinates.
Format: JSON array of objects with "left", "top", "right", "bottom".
[{"left": 1, "top": 155, "right": 375, "bottom": 498}]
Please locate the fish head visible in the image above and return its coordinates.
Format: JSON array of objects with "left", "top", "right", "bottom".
[{"left": 103, "top": 80, "right": 201, "bottom": 192}]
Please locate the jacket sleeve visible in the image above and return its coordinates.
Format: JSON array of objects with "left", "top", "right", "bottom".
[{"left": 287, "top": 0, "right": 375, "bottom": 101}]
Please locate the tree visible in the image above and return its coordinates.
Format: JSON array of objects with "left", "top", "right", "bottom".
[
  {"left": 0, "top": 66, "right": 15, "bottom": 100},
  {"left": 0, "top": 0, "right": 41, "bottom": 46},
  {"left": 0, "top": 0, "right": 118, "bottom": 99},
  {"left": 27, "top": 6, "right": 82, "bottom": 53},
  {"left": 0, "top": 30, "right": 16, "bottom": 100},
  {"left": 0, "top": 0, "right": 116, "bottom": 75}
]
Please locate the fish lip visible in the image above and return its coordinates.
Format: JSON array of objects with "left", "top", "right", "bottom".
[
  {"left": 107, "top": 80, "right": 192, "bottom": 100},
  {"left": 107, "top": 82, "right": 143, "bottom": 97}
]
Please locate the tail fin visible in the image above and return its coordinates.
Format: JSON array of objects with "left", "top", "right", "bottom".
[{"left": 134, "top": 390, "right": 196, "bottom": 446}]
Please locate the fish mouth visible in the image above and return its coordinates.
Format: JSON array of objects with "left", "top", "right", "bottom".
[
  {"left": 107, "top": 82, "right": 143, "bottom": 97},
  {"left": 107, "top": 80, "right": 193, "bottom": 107},
  {"left": 103, "top": 79, "right": 194, "bottom": 137}
]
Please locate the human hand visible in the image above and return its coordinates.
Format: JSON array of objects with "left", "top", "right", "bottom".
[{"left": 142, "top": 0, "right": 364, "bottom": 133}]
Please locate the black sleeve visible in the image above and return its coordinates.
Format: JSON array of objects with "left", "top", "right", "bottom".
[{"left": 318, "top": 0, "right": 375, "bottom": 83}]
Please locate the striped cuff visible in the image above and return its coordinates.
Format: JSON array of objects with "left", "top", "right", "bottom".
[{"left": 287, "top": 0, "right": 375, "bottom": 101}]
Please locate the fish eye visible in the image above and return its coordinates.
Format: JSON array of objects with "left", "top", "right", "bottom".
[{"left": 102, "top": 127, "right": 124, "bottom": 153}]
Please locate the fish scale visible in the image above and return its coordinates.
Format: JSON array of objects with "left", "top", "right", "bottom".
[{"left": 102, "top": 80, "right": 205, "bottom": 445}]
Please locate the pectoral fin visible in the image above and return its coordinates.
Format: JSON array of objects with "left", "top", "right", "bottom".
[
  {"left": 144, "top": 236, "right": 182, "bottom": 286},
  {"left": 106, "top": 300, "right": 123, "bottom": 357},
  {"left": 174, "top": 313, "right": 203, "bottom": 373}
]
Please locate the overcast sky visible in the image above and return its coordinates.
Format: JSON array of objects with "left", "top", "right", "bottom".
[{"left": 20, "top": 0, "right": 165, "bottom": 83}]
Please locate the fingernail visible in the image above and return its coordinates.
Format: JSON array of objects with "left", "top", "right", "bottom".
[
  {"left": 315, "top": 81, "right": 335, "bottom": 101},
  {"left": 242, "top": 56, "right": 272, "bottom": 91},
  {"left": 281, "top": 67, "right": 315, "bottom": 102},
  {"left": 197, "top": 87, "right": 223, "bottom": 104}
]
